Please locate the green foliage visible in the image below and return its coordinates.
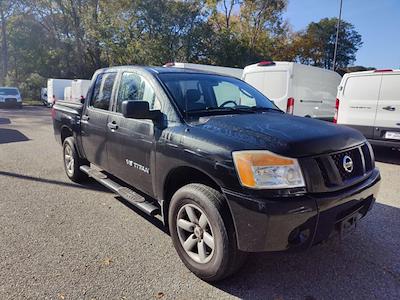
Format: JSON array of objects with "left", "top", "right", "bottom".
[
  {"left": 293, "top": 17, "right": 362, "bottom": 69},
  {"left": 0, "top": 1, "right": 364, "bottom": 97},
  {"left": 336, "top": 65, "right": 376, "bottom": 76},
  {"left": 19, "top": 73, "right": 46, "bottom": 99}
]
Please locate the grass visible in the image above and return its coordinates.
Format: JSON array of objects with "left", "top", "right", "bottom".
[{"left": 23, "top": 98, "right": 44, "bottom": 106}]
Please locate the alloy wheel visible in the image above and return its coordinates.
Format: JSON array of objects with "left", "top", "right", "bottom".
[
  {"left": 64, "top": 144, "right": 74, "bottom": 175},
  {"left": 176, "top": 203, "right": 215, "bottom": 264}
]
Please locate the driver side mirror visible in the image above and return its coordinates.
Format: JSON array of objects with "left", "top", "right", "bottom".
[{"left": 121, "top": 100, "right": 162, "bottom": 121}]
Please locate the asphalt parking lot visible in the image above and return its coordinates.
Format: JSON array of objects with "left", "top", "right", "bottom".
[{"left": 0, "top": 106, "right": 399, "bottom": 299}]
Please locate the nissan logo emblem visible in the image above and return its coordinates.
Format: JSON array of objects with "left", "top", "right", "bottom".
[{"left": 342, "top": 155, "right": 354, "bottom": 173}]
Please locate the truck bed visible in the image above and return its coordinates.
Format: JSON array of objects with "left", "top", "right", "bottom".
[
  {"left": 52, "top": 101, "right": 84, "bottom": 145},
  {"left": 53, "top": 100, "right": 83, "bottom": 115}
]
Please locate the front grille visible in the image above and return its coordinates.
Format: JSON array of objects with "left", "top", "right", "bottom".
[
  {"left": 330, "top": 148, "right": 364, "bottom": 181},
  {"left": 361, "top": 143, "right": 373, "bottom": 171},
  {"left": 5, "top": 98, "right": 17, "bottom": 103},
  {"left": 304, "top": 143, "right": 374, "bottom": 192}
]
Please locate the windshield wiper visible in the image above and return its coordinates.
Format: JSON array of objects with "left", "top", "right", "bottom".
[
  {"left": 186, "top": 106, "right": 283, "bottom": 115},
  {"left": 249, "top": 106, "right": 284, "bottom": 113},
  {"left": 186, "top": 107, "right": 254, "bottom": 114}
]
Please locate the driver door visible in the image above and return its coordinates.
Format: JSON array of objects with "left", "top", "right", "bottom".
[{"left": 107, "top": 71, "right": 161, "bottom": 195}]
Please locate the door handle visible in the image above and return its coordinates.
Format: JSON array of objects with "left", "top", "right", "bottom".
[
  {"left": 107, "top": 121, "right": 118, "bottom": 130},
  {"left": 382, "top": 106, "right": 396, "bottom": 111},
  {"left": 81, "top": 115, "right": 89, "bottom": 121}
]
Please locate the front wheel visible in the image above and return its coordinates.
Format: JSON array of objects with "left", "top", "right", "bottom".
[{"left": 169, "top": 183, "right": 247, "bottom": 281}]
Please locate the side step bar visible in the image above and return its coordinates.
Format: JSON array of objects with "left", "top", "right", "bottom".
[{"left": 80, "top": 165, "right": 160, "bottom": 216}]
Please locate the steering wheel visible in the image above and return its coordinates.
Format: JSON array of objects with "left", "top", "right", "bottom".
[{"left": 219, "top": 100, "right": 237, "bottom": 107}]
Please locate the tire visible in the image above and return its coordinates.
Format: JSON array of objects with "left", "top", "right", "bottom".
[
  {"left": 168, "top": 183, "right": 247, "bottom": 282},
  {"left": 62, "top": 137, "right": 89, "bottom": 183}
]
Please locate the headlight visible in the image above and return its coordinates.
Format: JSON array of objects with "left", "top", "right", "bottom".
[{"left": 232, "top": 150, "right": 305, "bottom": 189}]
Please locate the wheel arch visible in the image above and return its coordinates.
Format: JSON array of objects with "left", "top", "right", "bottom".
[
  {"left": 162, "top": 166, "right": 224, "bottom": 227},
  {"left": 60, "top": 125, "right": 73, "bottom": 144}
]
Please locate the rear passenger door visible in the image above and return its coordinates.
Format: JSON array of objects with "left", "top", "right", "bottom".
[
  {"left": 107, "top": 71, "right": 161, "bottom": 195},
  {"left": 81, "top": 72, "right": 117, "bottom": 172},
  {"left": 374, "top": 73, "right": 400, "bottom": 140}
]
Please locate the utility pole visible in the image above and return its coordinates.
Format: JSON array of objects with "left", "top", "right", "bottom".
[{"left": 332, "top": 0, "right": 343, "bottom": 71}]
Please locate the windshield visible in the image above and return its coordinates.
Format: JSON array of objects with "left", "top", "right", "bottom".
[
  {"left": 0, "top": 88, "right": 19, "bottom": 95},
  {"left": 158, "top": 73, "right": 279, "bottom": 118}
]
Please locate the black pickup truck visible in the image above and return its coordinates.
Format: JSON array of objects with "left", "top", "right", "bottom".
[{"left": 52, "top": 66, "right": 380, "bottom": 281}]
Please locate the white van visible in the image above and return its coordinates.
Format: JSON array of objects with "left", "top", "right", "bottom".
[
  {"left": 242, "top": 61, "right": 342, "bottom": 120},
  {"left": 164, "top": 62, "right": 243, "bottom": 79},
  {"left": 47, "top": 79, "right": 73, "bottom": 106},
  {"left": 71, "top": 79, "right": 91, "bottom": 102},
  {"left": 64, "top": 86, "right": 72, "bottom": 102},
  {"left": 336, "top": 69, "right": 400, "bottom": 148}
]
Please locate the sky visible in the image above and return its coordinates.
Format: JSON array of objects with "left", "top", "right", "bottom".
[{"left": 283, "top": 0, "right": 400, "bottom": 69}]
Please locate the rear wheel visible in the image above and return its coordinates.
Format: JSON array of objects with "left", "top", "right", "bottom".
[
  {"left": 169, "top": 183, "right": 247, "bottom": 282},
  {"left": 63, "top": 137, "right": 89, "bottom": 183}
]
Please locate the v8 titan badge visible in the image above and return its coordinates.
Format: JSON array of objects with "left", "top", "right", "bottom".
[{"left": 126, "top": 159, "right": 150, "bottom": 174}]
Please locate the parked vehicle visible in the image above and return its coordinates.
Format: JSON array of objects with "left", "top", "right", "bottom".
[
  {"left": 164, "top": 62, "right": 243, "bottom": 79},
  {"left": 242, "top": 61, "right": 342, "bottom": 120},
  {"left": 47, "top": 79, "right": 73, "bottom": 106},
  {"left": 71, "top": 79, "right": 91, "bottom": 102},
  {"left": 52, "top": 66, "right": 380, "bottom": 281},
  {"left": 335, "top": 69, "right": 400, "bottom": 148},
  {"left": 41, "top": 88, "right": 48, "bottom": 105},
  {"left": 64, "top": 86, "right": 72, "bottom": 102},
  {"left": 0, "top": 87, "right": 22, "bottom": 108}
]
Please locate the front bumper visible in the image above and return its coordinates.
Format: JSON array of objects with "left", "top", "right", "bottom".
[
  {"left": 224, "top": 168, "right": 381, "bottom": 252},
  {"left": 0, "top": 100, "right": 22, "bottom": 108}
]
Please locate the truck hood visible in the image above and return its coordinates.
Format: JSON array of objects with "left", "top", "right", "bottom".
[{"left": 190, "top": 112, "right": 366, "bottom": 158}]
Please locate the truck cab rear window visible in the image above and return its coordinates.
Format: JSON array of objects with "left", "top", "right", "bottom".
[{"left": 91, "top": 72, "right": 116, "bottom": 110}]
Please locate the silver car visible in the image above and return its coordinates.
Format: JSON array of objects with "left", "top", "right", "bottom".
[{"left": 0, "top": 87, "right": 22, "bottom": 108}]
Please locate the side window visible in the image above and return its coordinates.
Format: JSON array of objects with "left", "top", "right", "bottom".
[
  {"left": 116, "top": 72, "right": 160, "bottom": 113},
  {"left": 90, "top": 72, "right": 116, "bottom": 110}
]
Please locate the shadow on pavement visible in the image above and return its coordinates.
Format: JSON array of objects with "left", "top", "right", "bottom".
[
  {"left": 0, "top": 117, "right": 11, "bottom": 125},
  {"left": 373, "top": 146, "right": 400, "bottom": 165},
  {"left": 0, "top": 170, "right": 111, "bottom": 193},
  {"left": 0, "top": 128, "right": 29, "bottom": 144},
  {"left": 213, "top": 202, "right": 400, "bottom": 299},
  {"left": 115, "top": 196, "right": 167, "bottom": 233}
]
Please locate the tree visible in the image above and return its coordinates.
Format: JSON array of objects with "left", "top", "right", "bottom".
[
  {"left": 293, "top": 17, "right": 362, "bottom": 70},
  {"left": 0, "top": 0, "right": 18, "bottom": 85},
  {"left": 203, "top": 0, "right": 288, "bottom": 67},
  {"left": 0, "top": 1, "right": 365, "bottom": 99},
  {"left": 336, "top": 65, "right": 375, "bottom": 76}
]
